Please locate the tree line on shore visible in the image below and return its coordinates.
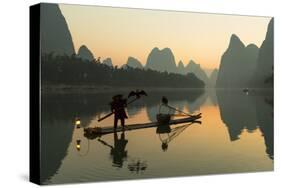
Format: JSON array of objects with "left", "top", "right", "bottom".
[{"left": 41, "top": 53, "right": 205, "bottom": 88}]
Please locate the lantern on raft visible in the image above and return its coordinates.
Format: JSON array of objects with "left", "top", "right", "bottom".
[
  {"left": 76, "top": 140, "right": 81, "bottom": 151},
  {"left": 75, "top": 117, "right": 81, "bottom": 129}
]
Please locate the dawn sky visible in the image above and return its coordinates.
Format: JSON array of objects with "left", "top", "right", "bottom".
[{"left": 59, "top": 4, "right": 270, "bottom": 70}]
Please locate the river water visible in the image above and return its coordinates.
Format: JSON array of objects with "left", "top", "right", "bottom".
[{"left": 40, "top": 89, "right": 273, "bottom": 184}]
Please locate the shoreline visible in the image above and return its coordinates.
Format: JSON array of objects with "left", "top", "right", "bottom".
[
  {"left": 41, "top": 84, "right": 205, "bottom": 94},
  {"left": 41, "top": 84, "right": 273, "bottom": 95}
]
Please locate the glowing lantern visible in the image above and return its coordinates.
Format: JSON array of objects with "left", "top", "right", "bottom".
[
  {"left": 76, "top": 140, "right": 81, "bottom": 151},
  {"left": 75, "top": 117, "right": 81, "bottom": 129}
]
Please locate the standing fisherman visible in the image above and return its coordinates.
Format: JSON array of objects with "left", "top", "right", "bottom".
[{"left": 110, "top": 94, "right": 128, "bottom": 129}]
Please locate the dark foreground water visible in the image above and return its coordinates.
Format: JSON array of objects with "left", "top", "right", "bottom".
[{"left": 41, "top": 89, "right": 273, "bottom": 184}]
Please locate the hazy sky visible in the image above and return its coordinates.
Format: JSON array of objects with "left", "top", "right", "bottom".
[{"left": 59, "top": 4, "right": 270, "bottom": 70}]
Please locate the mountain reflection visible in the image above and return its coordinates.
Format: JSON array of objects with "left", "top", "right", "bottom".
[
  {"left": 41, "top": 88, "right": 273, "bottom": 183},
  {"left": 207, "top": 89, "right": 218, "bottom": 106},
  {"left": 216, "top": 89, "right": 258, "bottom": 141},
  {"left": 216, "top": 89, "right": 273, "bottom": 159},
  {"left": 41, "top": 96, "right": 76, "bottom": 183},
  {"left": 256, "top": 95, "right": 273, "bottom": 159}
]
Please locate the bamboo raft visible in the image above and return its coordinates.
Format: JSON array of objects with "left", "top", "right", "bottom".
[{"left": 84, "top": 113, "right": 201, "bottom": 138}]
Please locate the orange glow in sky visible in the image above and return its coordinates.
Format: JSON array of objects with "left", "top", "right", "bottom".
[{"left": 59, "top": 4, "right": 270, "bottom": 70}]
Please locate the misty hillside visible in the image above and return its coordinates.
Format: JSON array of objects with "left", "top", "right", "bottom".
[
  {"left": 253, "top": 18, "right": 274, "bottom": 87},
  {"left": 216, "top": 34, "right": 259, "bottom": 88},
  {"left": 185, "top": 60, "right": 209, "bottom": 85},
  {"left": 177, "top": 61, "right": 185, "bottom": 75},
  {"left": 146, "top": 47, "right": 178, "bottom": 73},
  {"left": 209, "top": 69, "right": 218, "bottom": 87},
  {"left": 77, "top": 45, "right": 94, "bottom": 61},
  {"left": 102, "top": 58, "right": 113, "bottom": 67},
  {"left": 126, "top": 57, "right": 143, "bottom": 69},
  {"left": 41, "top": 4, "right": 75, "bottom": 56}
]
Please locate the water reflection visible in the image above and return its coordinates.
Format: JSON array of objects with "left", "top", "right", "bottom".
[
  {"left": 41, "top": 88, "right": 273, "bottom": 184},
  {"left": 208, "top": 89, "right": 218, "bottom": 106},
  {"left": 186, "top": 92, "right": 208, "bottom": 113},
  {"left": 128, "top": 159, "right": 148, "bottom": 173},
  {"left": 217, "top": 89, "right": 273, "bottom": 159},
  {"left": 157, "top": 122, "right": 200, "bottom": 152},
  {"left": 217, "top": 89, "right": 259, "bottom": 141},
  {"left": 256, "top": 95, "right": 274, "bottom": 159},
  {"left": 98, "top": 132, "right": 129, "bottom": 168},
  {"left": 41, "top": 90, "right": 204, "bottom": 183},
  {"left": 41, "top": 96, "right": 75, "bottom": 183},
  {"left": 146, "top": 89, "right": 205, "bottom": 121}
]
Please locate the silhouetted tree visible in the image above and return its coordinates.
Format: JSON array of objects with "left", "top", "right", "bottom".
[{"left": 41, "top": 54, "right": 205, "bottom": 88}]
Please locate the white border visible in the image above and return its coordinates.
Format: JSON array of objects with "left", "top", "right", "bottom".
[{"left": 0, "top": 1, "right": 279, "bottom": 188}]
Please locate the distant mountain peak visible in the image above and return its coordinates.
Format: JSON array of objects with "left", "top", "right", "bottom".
[
  {"left": 246, "top": 43, "right": 258, "bottom": 49},
  {"left": 177, "top": 60, "right": 185, "bottom": 75},
  {"left": 266, "top": 18, "right": 274, "bottom": 40},
  {"left": 41, "top": 4, "right": 75, "bottom": 56},
  {"left": 151, "top": 47, "right": 173, "bottom": 54},
  {"left": 127, "top": 56, "right": 143, "bottom": 69},
  {"left": 230, "top": 34, "right": 239, "bottom": 40},
  {"left": 217, "top": 34, "right": 259, "bottom": 88},
  {"left": 102, "top": 58, "right": 113, "bottom": 67},
  {"left": 185, "top": 60, "right": 209, "bottom": 84},
  {"left": 150, "top": 47, "right": 161, "bottom": 54},
  {"left": 146, "top": 47, "right": 177, "bottom": 73},
  {"left": 186, "top": 60, "right": 200, "bottom": 69},
  {"left": 188, "top": 59, "right": 199, "bottom": 66},
  {"left": 253, "top": 18, "right": 273, "bottom": 87},
  {"left": 162, "top": 47, "right": 172, "bottom": 52},
  {"left": 77, "top": 45, "right": 94, "bottom": 61},
  {"left": 79, "top": 45, "right": 87, "bottom": 49},
  {"left": 229, "top": 34, "right": 245, "bottom": 49},
  {"left": 178, "top": 60, "right": 184, "bottom": 67}
]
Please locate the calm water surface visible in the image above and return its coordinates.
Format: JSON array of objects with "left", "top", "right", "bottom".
[{"left": 41, "top": 89, "right": 273, "bottom": 184}]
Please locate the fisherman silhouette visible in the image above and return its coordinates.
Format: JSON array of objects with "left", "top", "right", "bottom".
[
  {"left": 110, "top": 94, "right": 128, "bottom": 129},
  {"left": 110, "top": 131, "right": 128, "bottom": 168}
]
